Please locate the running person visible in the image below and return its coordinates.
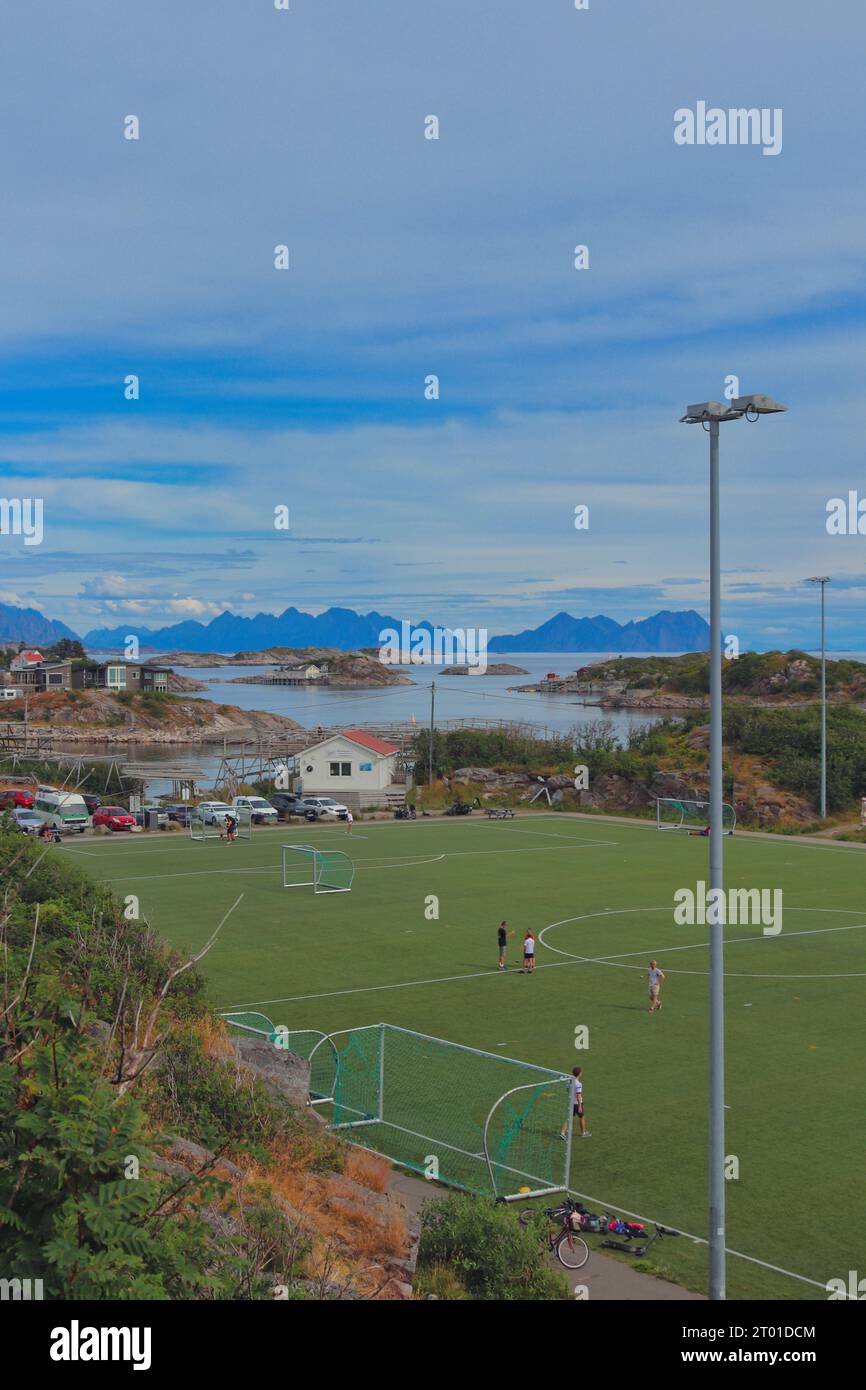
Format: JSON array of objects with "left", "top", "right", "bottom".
[
  {"left": 647, "top": 959, "right": 665, "bottom": 1013},
  {"left": 522, "top": 929, "right": 536, "bottom": 973},
  {"left": 561, "top": 1066, "right": 590, "bottom": 1139},
  {"left": 497, "top": 920, "right": 515, "bottom": 970},
  {"left": 345, "top": 810, "right": 353, "bottom": 834}
]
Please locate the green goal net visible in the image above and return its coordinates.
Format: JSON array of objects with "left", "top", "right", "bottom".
[
  {"left": 190, "top": 807, "right": 251, "bottom": 841},
  {"left": 656, "top": 797, "right": 735, "bottom": 834},
  {"left": 307, "top": 1024, "right": 574, "bottom": 1201},
  {"left": 282, "top": 844, "right": 354, "bottom": 894}
]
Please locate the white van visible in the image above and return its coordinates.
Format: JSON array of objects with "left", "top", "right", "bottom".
[
  {"left": 231, "top": 795, "right": 278, "bottom": 825},
  {"left": 33, "top": 786, "right": 90, "bottom": 833},
  {"left": 0, "top": 687, "right": 18, "bottom": 700}
]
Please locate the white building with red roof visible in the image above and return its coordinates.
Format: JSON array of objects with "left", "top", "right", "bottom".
[
  {"left": 10, "top": 649, "right": 44, "bottom": 670},
  {"left": 297, "top": 727, "right": 406, "bottom": 810}
]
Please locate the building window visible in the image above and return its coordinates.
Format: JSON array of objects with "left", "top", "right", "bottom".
[
  {"left": 329, "top": 761, "right": 351, "bottom": 777},
  {"left": 107, "top": 666, "right": 126, "bottom": 689}
]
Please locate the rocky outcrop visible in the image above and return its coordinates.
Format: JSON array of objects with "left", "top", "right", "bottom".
[
  {"left": 233, "top": 1037, "right": 313, "bottom": 1112},
  {"left": 441, "top": 663, "right": 528, "bottom": 676},
  {"left": 23, "top": 690, "right": 305, "bottom": 744}
]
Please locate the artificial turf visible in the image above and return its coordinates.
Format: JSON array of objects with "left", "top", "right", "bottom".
[{"left": 61, "top": 812, "right": 866, "bottom": 1301}]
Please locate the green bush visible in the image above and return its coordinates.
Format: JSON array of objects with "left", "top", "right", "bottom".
[{"left": 416, "top": 1193, "right": 571, "bottom": 1300}]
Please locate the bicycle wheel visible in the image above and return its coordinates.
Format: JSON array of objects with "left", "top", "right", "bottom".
[{"left": 555, "top": 1230, "right": 589, "bottom": 1270}]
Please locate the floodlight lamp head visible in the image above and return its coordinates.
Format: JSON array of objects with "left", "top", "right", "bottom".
[
  {"left": 731, "top": 394, "right": 787, "bottom": 421},
  {"left": 679, "top": 401, "right": 743, "bottom": 425}
]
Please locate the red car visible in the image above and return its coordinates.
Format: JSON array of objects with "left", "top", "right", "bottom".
[
  {"left": 93, "top": 805, "right": 136, "bottom": 832},
  {"left": 0, "top": 787, "right": 35, "bottom": 809}
]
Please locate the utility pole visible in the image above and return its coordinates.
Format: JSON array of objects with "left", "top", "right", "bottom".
[
  {"left": 806, "top": 577, "right": 830, "bottom": 818},
  {"left": 428, "top": 681, "right": 435, "bottom": 788}
]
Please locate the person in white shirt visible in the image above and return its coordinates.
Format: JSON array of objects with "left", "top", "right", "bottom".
[
  {"left": 647, "top": 959, "right": 665, "bottom": 1013},
  {"left": 522, "top": 930, "right": 536, "bottom": 973},
  {"left": 345, "top": 810, "right": 353, "bottom": 834},
  {"left": 561, "top": 1066, "right": 591, "bottom": 1139}
]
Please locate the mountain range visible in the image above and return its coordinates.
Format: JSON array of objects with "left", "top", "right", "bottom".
[
  {"left": 85, "top": 604, "right": 710, "bottom": 653},
  {"left": 0, "top": 601, "right": 79, "bottom": 647},
  {"left": 487, "top": 609, "right": 711, "bottom": 653},
  {"left": 0, "top": 600, "right": 710, "bottom": 655}
]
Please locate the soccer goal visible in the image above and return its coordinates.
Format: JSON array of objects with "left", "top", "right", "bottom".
[
  {"left": 189, "top": 808, "right": 251, "bottom": 841},
  {"left": 281, "top": 844, "right": 354, "bottom": 893},
  {"left": 306, "top": 1023, "right": 575, "bottom": 1201},
  {"left": 655, "top": 797, "right": 736, "bottom": 834}
]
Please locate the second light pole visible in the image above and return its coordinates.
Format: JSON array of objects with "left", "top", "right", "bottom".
[{"left": 806, "top": 576, "right": 830, "bottom": 819}]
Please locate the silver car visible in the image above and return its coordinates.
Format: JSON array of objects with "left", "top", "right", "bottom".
[{"left": 12, "top": 808, "right": 44, "bottom": 836}]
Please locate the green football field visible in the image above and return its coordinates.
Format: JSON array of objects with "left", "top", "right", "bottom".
[{"left": 61, "top": 812, "right": 866, "bottom": 1301}]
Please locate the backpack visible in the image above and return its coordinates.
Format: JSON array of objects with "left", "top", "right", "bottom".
[
  {"left": 605, "top": 1218, "right": 645, "bottom": 1238},
  {"left": 573, "top": 1209, "right": 603, "bottom": 1234}
]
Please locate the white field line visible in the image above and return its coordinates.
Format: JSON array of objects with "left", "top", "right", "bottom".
[
  {"left": 96, "top": 838, "right": 617, "bottom": 883},
  {"left": 539, "top": 907, "right": 866, "bottom": 979}
]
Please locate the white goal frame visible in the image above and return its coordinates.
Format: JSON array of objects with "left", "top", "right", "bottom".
[
  {"left": 281, "top": 844, "right": 354, "bottom": 894},
  {"left": 655, "top": 797, "right": 736, "bottom": 835}
]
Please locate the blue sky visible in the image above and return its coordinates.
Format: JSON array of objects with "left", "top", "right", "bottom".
[{"left": 1, "top": 0, "right": 865, "bottom": 648}]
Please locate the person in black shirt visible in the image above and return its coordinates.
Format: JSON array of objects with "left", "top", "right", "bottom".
[{"left": 497, "top": 920, "right": 515, "bottom": 970}]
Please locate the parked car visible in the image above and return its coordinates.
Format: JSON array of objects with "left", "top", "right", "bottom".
[
  {"left": 81, "top": 794, "right": 103, "bottom": 815},
  {"left": 93, "top": 805, "right": 136, "bottom": 832},
  {"left": 0, "top": 688, "right": 18, "bottom": 701},
  {"left": 10, "top": 808, "right": 43, "bottom": 835},
  {"left": 164, "top": 803, "right": 193, "bottom": 825},
  {"left": 231, "top": 795, "right": 278, "bottom": 825},
  {"left": 196, "top": 801, "right": 234, "bottom": 826},
  {"left": 299, "top": 796, "right": 349, "bottom": 820},
  {"left": 133, "top": 805, "right": 168, "bottom": 829},
  {"left": 0, "top": 787, "right": 35, "bottom": 809},
  {"left": 269, "top": 792, "right": 320, "bottom": 822}
]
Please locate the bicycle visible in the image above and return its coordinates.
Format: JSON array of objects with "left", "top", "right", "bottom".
[{"left": 520, "top": 1199, "right": 590, "bottom": 1270}]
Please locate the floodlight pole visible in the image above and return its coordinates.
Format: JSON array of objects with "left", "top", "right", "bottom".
[
  {"left": 680, "top": 392, "right": 786, "bottom": 1304},
  {"left": 807, "top": 577, "right": 830, "bottom": 819},
  {"left": 428, "top": 680, "right": 436, "bottom": 788},
  {"left": 707, "top": 418, "right": 726, "bottom": 1303}
]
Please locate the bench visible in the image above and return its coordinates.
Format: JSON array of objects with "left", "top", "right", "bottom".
[{"left": 485, "top": 807, "right": 515, "bottom": 819}]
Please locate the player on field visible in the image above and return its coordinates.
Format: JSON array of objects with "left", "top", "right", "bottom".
[
  {"left": 647, "top": 959, "right": 665, "bottom": 1013},
  {"left": 497, "top": 920, "right": 515, "bottom": 970},
  {"left": 522, "top": 929, "right": 536, "bottom": 973},
  {"left": 561, "top": 1066, "right": 590, "bottom": 1139}
]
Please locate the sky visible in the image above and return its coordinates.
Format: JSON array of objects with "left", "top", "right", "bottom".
[{"left": 1, "top": 0, "right": 865, "bottom": 649}]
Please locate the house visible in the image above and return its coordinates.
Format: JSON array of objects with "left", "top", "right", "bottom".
[
  {"left": 10, "top": 649, "right": 45, "bottom": 670},
  {"left": 10, "top": 660, "right": 73, "bottom": 690},
  {"left": 73, "top": 661, "right": 171, "bottom": 693},
  {"left": 267, "top": 661, "right": 326, "bottom": 686},
  {"left": 297, "top": 728, "right": 406, "bottom": 810},
  {"left": 7, "top": 657, "right": 171, "bottom": 694}
]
